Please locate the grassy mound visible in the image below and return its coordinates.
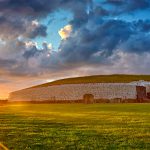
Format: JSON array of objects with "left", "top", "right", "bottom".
[{"left": 32, "top": 74, "right": 150, "bottom": 88}]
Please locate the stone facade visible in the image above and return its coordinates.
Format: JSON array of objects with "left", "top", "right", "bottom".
[
  {"left": 9, "top": 81, "right": 150, "bottom": 102},
  {"left": 8, "top": 83, "right": 141, "bottom": 101}
]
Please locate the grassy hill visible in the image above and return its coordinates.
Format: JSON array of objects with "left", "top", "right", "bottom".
[{"left": 31, "top": 74, "right": 150, "bottom": 88}]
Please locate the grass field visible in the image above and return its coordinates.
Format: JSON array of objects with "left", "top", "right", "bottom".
[{"left": 0, "top": 104, "right": 150, "bottom": 150}]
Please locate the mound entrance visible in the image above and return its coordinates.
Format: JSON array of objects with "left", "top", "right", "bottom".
[{"left": 83, "top": 94, "right": 94, "bottom": 104}]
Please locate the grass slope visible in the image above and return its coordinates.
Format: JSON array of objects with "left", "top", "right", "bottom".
[
  {"left": 32, "top": 74, "right": 150, "bottom": 88},
  {"left": 0, "top": 104, "right": 150, "bottom": 150}
]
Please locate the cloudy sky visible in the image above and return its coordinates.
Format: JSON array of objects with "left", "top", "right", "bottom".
[{"left": 0, "top": 0, "right": 150, "bottom": 98}]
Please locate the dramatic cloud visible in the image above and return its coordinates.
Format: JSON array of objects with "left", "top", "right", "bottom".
[
  {"left": 0, "top": 0, "right": 91, "bottom": 39},
  {"left": 1, "top": 0, "right": 150, "bottom": 97},
  {"left": 0, "top": 0, "right": 92, "bottom": 17},
  {"left": 58, "top": 19, "right": 150, "bottom": 65},
  {"left": 25, "top": 20, "right": 47, "bottom": 39},
  {"left": 104, "top": 0, "right": 150, "bottom": 14},
  {"left": 0, "top": 16, "right": 47, "bottom": 39},
  {"left": 0, "top": 0, "right": 150, "bottom": 76}
]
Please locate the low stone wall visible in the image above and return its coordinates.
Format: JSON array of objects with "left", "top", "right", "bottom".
[{"left": 9, "top": 83, "right": 137, "bottom": 101}]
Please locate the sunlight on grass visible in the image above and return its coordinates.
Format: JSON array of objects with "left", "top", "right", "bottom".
[
  {"left": 0, "top": 104, "right": 150, "bottom": 150},
  {"left": 0, "top": 143, "right": 9, "bottom": 150}
]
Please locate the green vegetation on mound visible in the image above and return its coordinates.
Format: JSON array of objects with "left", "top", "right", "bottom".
[
  {"left": 32, "top": 74, "right": 150, "bottom": 88},
  {"left": 0, "top": 104, "right": 150, "bottom": 150}
]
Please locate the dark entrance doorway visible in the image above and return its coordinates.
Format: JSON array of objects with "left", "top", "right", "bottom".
[
  {"left": 136, "top": 86, "right": 146, "bottom": 102},
  {"left": 83, "top": 94, "right": 94, "bottom": 104}
]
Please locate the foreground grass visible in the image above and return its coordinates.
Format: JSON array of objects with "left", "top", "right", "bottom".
[{"left": 0, "top": 104, "right": 150, "bottom": 150}]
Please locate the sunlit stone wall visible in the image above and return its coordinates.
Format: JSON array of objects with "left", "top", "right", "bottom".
[{"left": 9, "top": 83, "right": 137, "bottom": 101}]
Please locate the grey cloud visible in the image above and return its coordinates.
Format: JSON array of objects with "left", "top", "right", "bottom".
[
  {"left": 104, "top": 0, "right": 150, "bottom": 13},
  {"left": 26, "top": 24, "right": 47, "bottom": 39},
  {"left": 23, "top": 41, "right": 52, "bottom": 59},
  {"left": 89, "top": 0, "right": 150, "bottom": 18},
  {"left": 0, "top": 15, "right": 47, "bottom": 39},
  {"left": 134, "top": 20, "right": 150, "bottom": 32},
  {"left": 93, "top": 6, "right": 110, "bottom": 17},
  {"left": 23, "top": 46, "right": 39, "bottom": 59},
  {"left": 0, "top": 0, "right": 92, "bottom": 18},
  {"left": 120, "top": 34, "right": 150, "bottom": 53},
  {"left": 59, "top": 19, "right": 134, "bottom": 65},
  {"left": 0, "top": 58, "right": 17, "bottom": 69}
]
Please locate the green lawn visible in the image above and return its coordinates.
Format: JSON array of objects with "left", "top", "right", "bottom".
[{"left": 0, "top": 104, "right": 150, "bottom": 150}]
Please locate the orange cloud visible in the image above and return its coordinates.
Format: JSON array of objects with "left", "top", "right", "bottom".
[{"left": 58, "top": 24, "right": 72, "bottom": 39}]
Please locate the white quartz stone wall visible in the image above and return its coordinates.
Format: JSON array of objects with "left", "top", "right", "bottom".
[{"left": 9, "top": 83, "right": 137, "bottom": 101}]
